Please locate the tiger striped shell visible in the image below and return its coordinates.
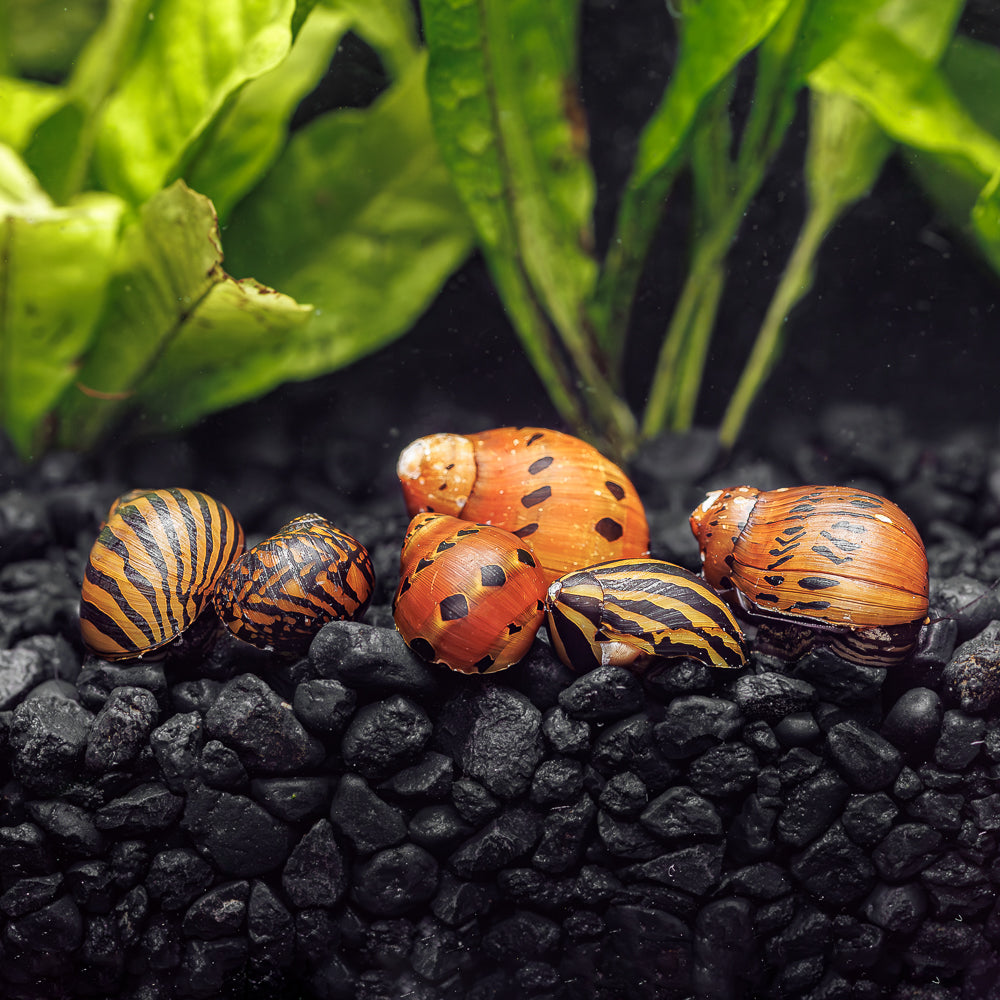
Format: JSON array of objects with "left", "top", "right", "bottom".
[
  {"left": 80, "top": 488, "right": 244, "bottom": 660},
  {"left": 396, "top": 427, "right": 649, "bottom": 584},
  {"left": 393, "top": 512, "right": 547, "bottom": 673},
  {"left": 213, "top": 514, "right": 375, "bottom": 652},
  {"left": 545, "top": 558, "right": 747, "bottom": 673}
]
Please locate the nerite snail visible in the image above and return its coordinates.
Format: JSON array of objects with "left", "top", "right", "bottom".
[
  {"left": 546, "top": 557, "right": 748, "bottom": 673},
  {"left": 396, "top": 427, "right": 650, "bottom": 583},
  {"left": 80, "top": 488, "right": 244, "bottom": 660},
  {"left": 393, "top": 512, "right": 548, "bottom": 673},
  {"left": 689, "top": 485, "right": 929, "bottom": 665},
  {"left": 213, "top": 514, "right": 375, "bottom": 653}
]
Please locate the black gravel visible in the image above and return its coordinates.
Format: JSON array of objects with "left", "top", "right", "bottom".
[{"left": 2, "top": 397, "right": 1000, "bottom": 1000}]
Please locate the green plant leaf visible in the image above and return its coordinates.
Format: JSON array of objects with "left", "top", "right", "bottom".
[
  {"left": 93, "top": 0, "right": 299, "bottom": 205},
  {"left": 3, "top": 0, "right": 107, "bottom": 79},
  {"left": 0, "top": 145, "right": 126, "bottom": 457},
  {"left": 184, "top": 5, "right": 354, "bottom": 220},
  {"left": 53, "top": 180, "right": 312, "bottom": 448},
  {"left": 0, "top": 77, "right": 65, "bottom": 152},
  {"left": 222, "top": 51, "right": 474, "bottom": 380},
  {"left": 326, "top": 0, "right": 420, "bottom": 78}
]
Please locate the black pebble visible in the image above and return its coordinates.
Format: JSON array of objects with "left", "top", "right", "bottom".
[
  {"left": 881, "top": 687, "right": 943, "bottom": 761},
  {"left": 352, "top": 843, "right": 439, "bottom": 917},
  {"left": 558, "top": 664, "right": 646, "bottom": 722},
  {"left": 341, "top": 695, "right": 432, "bottom": 780}
]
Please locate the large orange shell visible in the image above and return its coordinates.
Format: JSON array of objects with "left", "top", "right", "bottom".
[
  {"left": 397, "top": 427, "right": 649, "bottom": 584},
  {"left": 689, "top": 485, "right": 928, "bottom": 629}
]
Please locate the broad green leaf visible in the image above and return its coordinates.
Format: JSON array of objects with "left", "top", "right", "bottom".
[
  {"left": 0, "top": 78, "right": 65, "bottom": 152},
  {"left": 972, "top": 174, "right": 1000, "bottom": 273},
  {"left": 222, "top": 52, "right": 474, "bottom": 381},
  {"left": 94, "top": 0, "right": 299, "bottom": 205},
  {"left": 0, "top": 146, "right": 126, "bottom": 457},
  {"left": 54, "top": 181, "right": 312, "bottom": 447},
  {"left": 809, "top": 23, "right": 1000, "bottom": 180},
  {"left": 185, "top": 6, "right": 353, "bottom": 220},
  {"left": 326, "top": 0, "right": 420, "bottom": 78},
  {"left": 422, "top": 0, "right": 596, "bottom": 351}
]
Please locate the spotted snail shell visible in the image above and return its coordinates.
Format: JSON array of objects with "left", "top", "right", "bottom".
[
  {"left": 546, "top": 557, "right": 747, "bottom": 673},
  {"left": 213, "top": 514, "right": 375, "bottom": 653},
  {"left": 393, "top": 512, "right": 547, "bottom": 674},
  {"left": 396, "top": 427, "right": 649, "bottom": 584},
  {"left": 80, "top": 488, "right": 244, "bottom": 660},
  {"left": 689, "top": 485, "right": 929, "bottom": 665}
]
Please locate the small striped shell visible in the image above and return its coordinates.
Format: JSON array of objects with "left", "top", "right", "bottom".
[
  {"left": 396, "top": 427, "right": 649, "bottom": 584},
  {"left": 213, "top": 514, "right": 375, "bottom": 652},
  {"left": 545, "top": 558, "right": 747, "bottom": 673},
  {"left": 80, "top": 488, "right": 244, "bottom": 660},
  {"left": 393, "top": 512, "right": 547, "bottom": 674}
]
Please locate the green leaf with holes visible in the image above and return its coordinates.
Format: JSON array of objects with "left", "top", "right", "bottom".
[
  {"left": 54, "top": 180, "right": 312, "bottom": 448},
  {"left": 223, "top": 51, "right": 474, "bottom": 378},
  {"left": 0, "top": 145, "right": 126, "bottom": 458}
]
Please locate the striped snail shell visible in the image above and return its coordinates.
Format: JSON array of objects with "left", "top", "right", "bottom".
[
  {"left": 689, "top": 485, "right": 929, "bottom": 665},
  {"left": 213, "top": 514, "right": 375, "bottom": 653},
  {"left": 545, "top": 558, "right": 747, "bottom": 673},
  {"left": 80, "top": 488, "right": 244, "bottom": 661},
  {"left": 396, "top": 427, "right": 649, "bottom": 584},
  {"left": 393, "top": 512, "right": 547, "bottom": 674}
]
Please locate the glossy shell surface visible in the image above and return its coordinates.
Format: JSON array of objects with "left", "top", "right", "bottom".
[
  {"left": 213, "top": 514, "right": 375, "bottom": 652},
  {"left": 689, "top": 485, "right": 929, "bottom": 629},
  {"left": 397, "top": 427, "right": 649, "bottom": 584},
  {"left": 546, "top": 557, "right": 747, "bottom": 673},
  {"left": 80, "top": 488, "right": 244, "bottom": 660},
  {"left": 393, "top": 512, "right": 547, "bottom": 673}
]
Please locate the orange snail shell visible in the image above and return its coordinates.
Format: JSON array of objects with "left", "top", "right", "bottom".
[
  {"left": 396, "top": 427, "right": 649, "bottom": 585},
  {"left": 392, "top": 512, "right": 548, "bottom": 674},
  {"left": 689, "top": 485, "right": 929, "bottom": 661}
]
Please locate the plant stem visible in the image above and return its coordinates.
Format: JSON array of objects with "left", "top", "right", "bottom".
[{"left": 718, "top": 198, "right": 832, "bottom": 447}]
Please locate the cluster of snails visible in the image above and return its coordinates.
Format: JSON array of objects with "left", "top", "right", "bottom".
[
  {"left": 80, "top": 426, "right": 930, "bottom": 676},
  {"left": 79, "top": 490, "right": 375, "bottom": 660}
]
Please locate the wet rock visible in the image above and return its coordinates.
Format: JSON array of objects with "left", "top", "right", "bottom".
[
  {"left": 95, "top": 784, "right": 185, "bottom": 835},
  {"left": 435, "top": 686, "right": 542, "bottom": 799},
  {"left": 532, "top": 793, "right": 596, "bottom": 874},
  {"left": 558, "top": 665, "right": 645, "bottom": 721},
  {"left": 9, "top": 697, "right": 94, "bottom": 796},
  {"left": 0, "top": 646, "right": 53, "bottom": 710},
  {"left": 352, "top": 844, "right": 439, "bottom": 917},
  {"left": 282, "top": 819, "right": 346, "bottom": 908},
  {"left": 25, "top": 800, "right": 104, "bottom": 859},
  {"left": 408, "top": 805, "right": 474, "bottom": 855},
  {"left": 732, "top": 673, "right": 817, "bottom": 723},
  {"left": 872, "top": 823, "right": 943, "bottom": 880},
  {"left": 199, "top": 739, "right": 248, "bottom": 789},
  {"left": 75, "top": 663, "right": 167, "bottom": 713},
  {"left": 791, "top": 823, "right": 876, "bottom": 905},
  {"left": 247, "top": 880, "right": 294, "bottom": 967},
  {"left": 790, "top": 648, "right": 886, "bottom": 707},
  {"left": 653, "top": 695, "right": 742, "bottom": 759},
  {"left": 862, "top": 881, "right": 927, "bottom": 933},
  {"left": 149, "top": 712, "right": 203, "bottom": 793},
  {"left": 881, "top": 687, "right": 943, "bottom": 761},
  {"left": 541, "top": 706, "right": 591, "bottom": 755},
  {"left": 942, "top": 622, "right": 1000, "bottom": 711},
  {"left": 599, "top": 771, "right": 648, "bottom": 818},
  {"left": 309, "top": 621, "right": 441, "bottom": 699},
  {"left": 934, "top": 709, "right": 985, "bottom": 770},
  {"left": 449, "top": 807, "right": 542, "bottom": 877},
  {"left": 641, "top": 786, "right": 722, "bottom": 841},
  {"left": 841, "top": 793, "right": 899, "bottom": 848},
  {"left": 0, "top": 873, "right": 63, "bottom": 917},
  {"left": 203, "top": 674, "right": 325, "bottom": 775},
  {"left": 688, "top": 743, "right": 759, "bottom": 798},
  {"left": 450, "top": 778, "right": 500, "bottom": 825},
  {"left": 292, "top": 677, "right": 357, "bottom": 736},
  {"left": 250, "top": 776, "right": 331, "bottom": 823},
  {"left": 181, "top": 787, "right": 294, "bottom": 877},
  {"left": 341, "top": 694, "right": 432, "bottom": 780},
  {"left": 84, "top": 687, "right": 159, "bottom": 771},
  {"left": 826, "top": 720, "right": 902, "bottom": 791},
  {"left": 181, "top": 881, "right": 249, "bottom": 940},
  {"left": 381, "top": 751, "right": 453, "bottom": 801},
  {"left": 529, "top": 757, "right": 584, "bottom": 806},
  {"left": 5, "top": 894, "right": 82, "bottom": 951},
  {"left": 776, "top": 770, "right": 850, "bottom": 848},
  {"left": 146, "top": 849, "right": 213, "bottom": 911},
  {"left": 329, "top": 774, "right": 407, "bottom": 854}
]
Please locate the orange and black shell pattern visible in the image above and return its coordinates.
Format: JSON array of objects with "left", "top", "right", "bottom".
[
  {"left": 392, "top": 512, "right": 548, "bottom": 674},
  {"left": 545, "top": 558, "right": 747, "bottom": 673},
  {"left": 213, "top": 514, "right": 375, "bottom": 653},
  {"left": 689, "top": 485, "right": 929, "bottom": 665},
  {"left": 396, "top": 427, "right": 649, "bottom": 584},
  {"left": 80, "top": 488, "right": 244, "bottom": 661}
]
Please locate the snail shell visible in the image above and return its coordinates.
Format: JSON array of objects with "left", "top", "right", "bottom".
[
  {"left": 213, "top": 514, "right": 375, "bottom": 653},
  {"left": 80, "top": 488, "right": 244, "bottom": 660},
  {"left": 397, "top": 427, "right": 649, "bottom": 584},
  {"left": 546, "top": 557, "right": 747, "bottom": 673},
  {"left": 689, "top": 485, "right": 929, "bottom": 664},
  {"left": 393, "top": 512, "right": 547, "bottom": 673}
]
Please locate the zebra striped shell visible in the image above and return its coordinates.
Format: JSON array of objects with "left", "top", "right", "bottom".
[
  {"left": 545, "top": 558, "right": 747, "bottom": 673},
  {"left": 689, "top": 485, "right": 929, "bottom": 665},
  {"left": 213, "top": 514, "right": 375, "bottom": 652},
  {"left": 80, "top": 488, "right": 244, "bottom": 660},
  {"left": 393, "top": 512, "right": 547, "bottom": 673},
  {"left": 396, "top": 427, "right": 649, "bottom": 584}
]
